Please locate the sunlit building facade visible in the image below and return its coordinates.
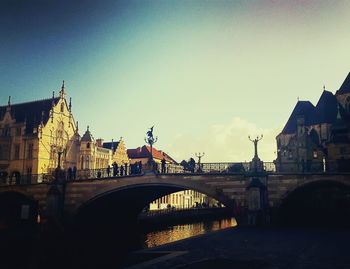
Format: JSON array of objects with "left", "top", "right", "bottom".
[
  {"left": 149, "top": 190, "right": 216, "bottom": 210},
  {"left": 0, "top": 83, "right": 129, "bottom": 183},
  {"left": 0, "top": 83, "right": 79, "bottom": 183}
]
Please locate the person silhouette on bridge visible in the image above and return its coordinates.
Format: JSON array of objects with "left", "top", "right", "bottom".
[
  {"left": 161, "top": 158, "right": 166, "bottom": 174},
  {"left": 138, "top": 161, "right": 142, "bottom": 174},
  {"left": 67, "top": 167, "right": 72, "bottom": 181},
  {"left": 113, "top": 162, "right": 118, "bottom": 177},
  {"left": 107, "top": 165, "right": 111, "bottom": 177},
  {"left": 120, "top": 165, "right": 124, "bottom": 176},
  {"left": 72, "top": 166, "right": 77, "bottom": 180}
]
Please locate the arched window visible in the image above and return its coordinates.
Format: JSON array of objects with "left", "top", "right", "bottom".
[
  {"left": 87, "top": 143, "right": 90, "bottom": 149},
  {"left": 60, "top": 102, "right": 64, "bottom": 113},
  {"left": 81, "top": 156, "right": 84, "bottom": 170},
  {"left": 85, "top": 156, "right": 90, "bottom": 169}
]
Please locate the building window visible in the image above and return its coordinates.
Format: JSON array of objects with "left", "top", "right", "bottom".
[
  {"left": 288, "top": 150, "right": 293, "bottom": 159},
  {"left": 16, "top": 128, "right": 21, "bottom": 136},
  {"left": 0, "top": 144, "right": 9, "bottom": 160},
  {"left": 313, "top": 150, "right": 318, "bottom": 159},
  {"left": 27, "top": 144, "right": 33, "bottom": 159},
  {"left": 14, "top": 144, "right": 20, "bottom": 160},
  {"left": 61, "top": 102, "right": 64, "bottom": 113},
  {"left": 4, "top": 125, "right": 10, "bottom": 136},
  {"left": 87, "top": 143, "right": 90, "bottom": 149},
  {"left": 85, "top": 156, "right": 90, "bottom": 169}
]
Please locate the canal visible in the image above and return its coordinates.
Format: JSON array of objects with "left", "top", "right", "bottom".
[{"left": 139, "top": 217, "right": 238, "bottom": 249}]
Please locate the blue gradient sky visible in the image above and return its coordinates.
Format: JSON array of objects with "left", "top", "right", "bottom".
[{"left": 1, "top": 0, "right": 350, "bottom": 161}]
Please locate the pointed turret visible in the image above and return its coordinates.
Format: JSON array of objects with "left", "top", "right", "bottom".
[
  {"left": 59, "top": 80, "right": 66, "bottom": 99},
  {"left": 81, "top": 125, "right": 94, "bottom": 142}
]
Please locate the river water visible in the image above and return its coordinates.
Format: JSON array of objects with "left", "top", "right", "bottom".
[{"left": 140, "top": 217, "right": 238, "bottom": 248}]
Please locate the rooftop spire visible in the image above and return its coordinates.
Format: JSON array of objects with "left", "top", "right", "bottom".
[
  {"left": 59, "top": 80, "right": 66, "bottom": 99},
  {"left": 6, "top": 96, "right": 11, "bottom": 112},
  {"left": 52, "top": 91, "right": 55, "bottom": 107}
]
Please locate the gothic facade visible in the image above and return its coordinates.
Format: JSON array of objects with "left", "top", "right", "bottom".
[
  {"left": 0, "top": 82, "right": 129, "bottom": 183},
  {"left": 275, "top": 73, "right": 350, "bottom": 172}
]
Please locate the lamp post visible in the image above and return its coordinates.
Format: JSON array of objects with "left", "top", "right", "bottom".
[{"left": 195, "top": 152, "right": 205, "bottom": 173}]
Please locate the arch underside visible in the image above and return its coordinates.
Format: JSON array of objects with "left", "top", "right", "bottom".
[
  {"left": 279, "top": 180, "right": 350, "bottom": 226},
  {"left": 0, "top": 191, "right": 38, "bottom": 228}
]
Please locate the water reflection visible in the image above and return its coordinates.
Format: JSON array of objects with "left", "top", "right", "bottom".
[{"left": 142, "top": 217, "right": 237, "bottom": 248}]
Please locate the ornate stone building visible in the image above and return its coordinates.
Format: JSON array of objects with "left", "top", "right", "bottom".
[
  {"left": 0, "top": 82, "right": 79, "bottom": 183},
  {"left": 77, "top": 128, "right": 129, "bottom": 171},
  {"left": 275, "top": 73, "right": 350, "bottom": 172},
  {"left": 0, "top": 82, "right": 130, "bottom": 183}
]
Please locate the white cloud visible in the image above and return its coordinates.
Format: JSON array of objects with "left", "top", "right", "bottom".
[{"left": 167, "top": 117, "right": 282, "bottom": 163}]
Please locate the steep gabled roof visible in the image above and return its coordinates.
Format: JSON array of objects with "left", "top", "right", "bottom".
[
  {"left": 310, "top": 90, "right": 338, "bottom": 125},
  {"left": 281, "top": 101, "right": 315, "bottom": 134},
  {"left": 103, "top": 141, "right": 120, "bottom": 152},
  {"left": 336, "top": 72, "right": 350, "bottom": 95},
  {"left": 127, "top": 145, "right": 177, "bottom": 164},
  {"left": 0, "top": 97, "right": 60, "bottom": 134}
]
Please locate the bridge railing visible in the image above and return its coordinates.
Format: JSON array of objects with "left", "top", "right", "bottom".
[
  {"left": 166, "top": 162, "right": 276, "bottom": 174},
  {"left": 1, "top": 159, "right": 350, "bottom": 186}
]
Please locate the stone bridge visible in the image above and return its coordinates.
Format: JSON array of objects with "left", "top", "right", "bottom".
[{"left": 1, "top": 172, "right": 350, "bottom": 227}]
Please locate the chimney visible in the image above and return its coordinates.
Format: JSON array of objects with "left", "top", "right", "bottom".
[{"left": 96, "top": 138, "right": 104, "bottom": 147}]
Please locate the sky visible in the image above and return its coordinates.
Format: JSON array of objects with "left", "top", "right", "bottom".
[{"left": 1, "top": 0, "right": 350, "bottom": 162}]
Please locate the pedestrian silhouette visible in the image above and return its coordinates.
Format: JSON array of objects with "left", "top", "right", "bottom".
[
  {"left": 67, "top": 167, "right": 72, "bottom": 181},
  {"left": 107, "top": 165, "right": 111, "bottom": 177},
  {"left": 72, "top": 166, "right": 77, "bottom": 180},
  {"left": 161, "top": 158, "right": 166, "bottom": 174}
]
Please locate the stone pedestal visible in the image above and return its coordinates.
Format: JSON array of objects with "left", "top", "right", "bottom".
[{"left": 246, "top": 177, "right": 269, "bottom": 226}]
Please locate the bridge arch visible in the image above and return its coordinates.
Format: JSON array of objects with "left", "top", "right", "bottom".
[
  {"left": 278, "top": 179, "right": 350, "bottom": 226},
  {"left": 75, "top": 180, "right": 233, "bottom": 217},
  {"left": 68, "top": 178, "right": 236, "bottom": 266}
]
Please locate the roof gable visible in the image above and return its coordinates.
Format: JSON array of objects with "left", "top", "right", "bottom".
[
  {"left": 0, "top": 97, "right": 60, "bottom": 134},
  {"left": 281, "top": 101, "right": 315, "bottom": 134},
  {"left": 311, "top": 90, "right": 338, "bottom": 124},
  {"left": 336, "top": 72, "right": 350, "bottom": 95},
  {"left": 127, "top": 145, "right": 177, "bottom": 163}
]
